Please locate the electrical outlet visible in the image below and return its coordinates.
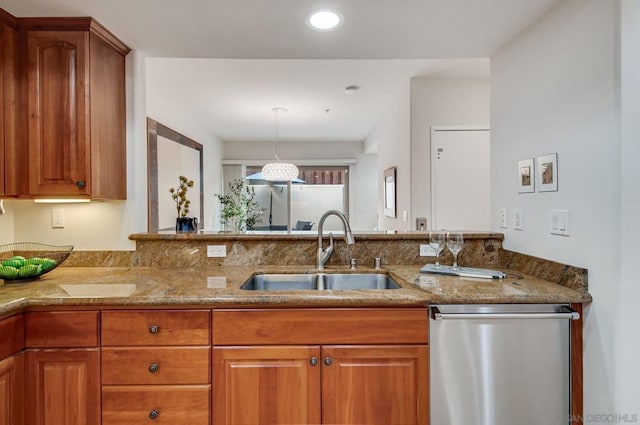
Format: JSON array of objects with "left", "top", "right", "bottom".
[
  {"left": 51, "top": 208, "right": 65, "bottom": 228},
  {"left": 514, "top": 208, "right": 523, "bottom": 230},
  {"left": 420, "top": 244, "right": 437, "bottom": 257},
  {"left": 207, "top": 245, "right": 227, "bottom": 257},
  {"left": 499, "top": 208, "right": 507, "bottom": 229}
]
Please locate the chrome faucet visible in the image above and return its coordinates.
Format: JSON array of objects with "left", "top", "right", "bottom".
[{"left": 317, "top": 210, "right": 355, "bottom": 270}]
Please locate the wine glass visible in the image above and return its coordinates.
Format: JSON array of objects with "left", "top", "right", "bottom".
[
  {"left": 447, "top": 232, "right": 464, "bottom": 269},
  {"left": 429, "top": 231, "right": 446, "bottom": 269}
]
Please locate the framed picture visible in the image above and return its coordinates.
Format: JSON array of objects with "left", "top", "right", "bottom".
[
  {"left": 383, "top": 167, "right": 396, "bottom": 218},
  {"left": 537, "top": 153, "right": 558, "bottom": 192},
  {"left": 518, "top": 158, "right": 535, "bottom": 193}
]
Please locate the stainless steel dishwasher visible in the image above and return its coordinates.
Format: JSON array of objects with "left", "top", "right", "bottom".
[{"left": 430, "top": 304, "right": 579, "bottom": 425}]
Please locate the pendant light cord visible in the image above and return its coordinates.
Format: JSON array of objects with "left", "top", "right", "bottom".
[{"left": 272, "top": 108, "right": 282, "bottom": 162}]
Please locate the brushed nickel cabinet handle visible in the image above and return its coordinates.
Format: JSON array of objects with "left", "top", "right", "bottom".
[
  {"left": 148, "top": 363, "right": 159, "bottom": 373},
  {"left": 324, "top": 357, "right": 333, "bottom": 366},
  {"left": 310, "top": 357, "right": 318, "bottom": 366},
  {"left": 149, "top": 409, "right": 159, "bottom": 419},
  {"left": 149, "top": 325, "right": 159, "bottom": 334}
]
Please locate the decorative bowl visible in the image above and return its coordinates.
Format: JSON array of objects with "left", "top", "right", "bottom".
[{"left": 0, "top": 243, "right": 73, "bottom": 282}]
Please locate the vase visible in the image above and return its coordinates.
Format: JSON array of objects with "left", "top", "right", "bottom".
[{"left": 176, "top": 217, "right": 198, "bottom": 233}]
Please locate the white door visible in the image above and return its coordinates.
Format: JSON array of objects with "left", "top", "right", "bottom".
[{"left": 431, "top": 127, "right": 490, "bottom": 231}]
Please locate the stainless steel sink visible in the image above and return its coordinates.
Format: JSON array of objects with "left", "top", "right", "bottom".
[
  {"left": 322, "top": 273, "right": 400, "bottom": 290},
  {"left": 240, "top": 274, "right": 318, "bottom": 290},
  {"left": 240, "top": 273, "right": 400, "bottom": 291}
]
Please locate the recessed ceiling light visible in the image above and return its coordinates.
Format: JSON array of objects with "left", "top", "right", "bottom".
[{"left": 306, "top": 10, "right": 342, "bottom": 31}]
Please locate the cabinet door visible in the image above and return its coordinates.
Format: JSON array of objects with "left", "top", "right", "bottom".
[
  {"left": 321, "top": 345, "right": 429, "bottom": 425},
  {"left": 0, "top": 353, "right": 25, "bottom": 425},
  {"left": 26, "top": 348, "right": 100, "bottom": 425},
  {"left": 213, "top": 346, "right": 321, "bottom": 425},
  {"left": 27, "top": 31, "right": 90, "bottom": 197}
]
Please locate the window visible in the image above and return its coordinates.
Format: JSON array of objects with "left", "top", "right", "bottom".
[{"left": 246, "top": 165, "right": 349, "bottom": 231}]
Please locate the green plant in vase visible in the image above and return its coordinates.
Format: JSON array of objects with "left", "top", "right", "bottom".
[
  {"left": 215, "top": 179, "right": 265, "bottom": 232},
  {"left": 170, "top": 175, "right": 198, "bottom": 232}
]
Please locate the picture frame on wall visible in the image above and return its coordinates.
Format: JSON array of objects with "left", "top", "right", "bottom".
[
  {"left": 383, "top": 167, "right": 396, "bottom": 218},
  {"left": 537, "top": 153, "right": 558, "bottom": 192},
  {"left": 518, "top": 158, "right": 535, "bottom": 193}
]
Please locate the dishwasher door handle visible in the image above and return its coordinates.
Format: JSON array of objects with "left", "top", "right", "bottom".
[{"left": 430, "top": 306, "right": 580, "bottom": 321}]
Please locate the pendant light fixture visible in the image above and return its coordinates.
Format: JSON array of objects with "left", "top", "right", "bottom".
[{"left": 262, "top": 107, "right": 299, "bottom": 182}]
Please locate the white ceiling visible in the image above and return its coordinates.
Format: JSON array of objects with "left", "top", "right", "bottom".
[{"left": 2, "top": 0, "right": 560, "bottom": 142}]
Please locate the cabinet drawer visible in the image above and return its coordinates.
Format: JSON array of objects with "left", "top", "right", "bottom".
[
  {"left": 213, "top": 308, "right": 429, "bottom": 345},
  {"left": 0, "top": 314, "right": 24, "bottom": 359},
  {"left": 102, "top": 310, "right": 210, "bottom": 346},
  {"left": 102, "top": 347, "right": 210, "bottom": 385},
  {"left": 25, "top": 311, "right": 99, "bottom": 347},
  {"left": 102, "top": 385, "right": 210, "bottom": 425}
]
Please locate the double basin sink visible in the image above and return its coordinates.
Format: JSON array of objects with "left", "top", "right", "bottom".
[{"left": 241, "top": 273, "right": 400, "bottom": 291}]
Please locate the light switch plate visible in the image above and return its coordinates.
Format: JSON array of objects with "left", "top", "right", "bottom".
[
  {"left": 550, "top": 210, "right": 570, "bottom": 236},
  {"left": 499, "top": 208, "right": 507, "bottom": 229}
]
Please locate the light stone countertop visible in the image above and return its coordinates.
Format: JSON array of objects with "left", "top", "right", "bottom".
[{"left": 0, "top": 265, "right": 592, "bottom": 318}]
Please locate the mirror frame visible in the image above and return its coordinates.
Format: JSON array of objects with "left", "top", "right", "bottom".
[{"left": 147, "top": 117, "right": 204, "bottom": 232}]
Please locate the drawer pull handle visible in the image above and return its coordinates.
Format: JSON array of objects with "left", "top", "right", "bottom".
[
  {"left": 148, "top": 363, "right": 159, "bottom": 373},
  {"left": 76, "top": 180, "right": 85, "bottom": 189},
  {"left": 310, "top": 357, "right": 318, "bottom": 366},
  {"left": 149, "top": 325, "right": 159, "bottom": 334},
  {"left": 149, "top": 409, "right": 160, "bottom": 420},
  {"left": 324, "top": 357, "right": 333, "bottom": 366}
]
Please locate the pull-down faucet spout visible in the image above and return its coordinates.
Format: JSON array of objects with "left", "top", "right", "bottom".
[{"left": 316, "top": 210, "right": 355, "bottom": 270}]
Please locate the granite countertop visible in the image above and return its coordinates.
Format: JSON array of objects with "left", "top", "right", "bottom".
[{"left": 0, "top": 265, "right": 592, "bottom": 317}]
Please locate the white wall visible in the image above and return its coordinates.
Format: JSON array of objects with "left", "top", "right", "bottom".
[
  {"left": 0, "top": 202, "right": 14, "bottom": 244},
  {"left": 146, "top": 58, "right": 224, "bottom": 231},
  {"left": 410, "top": 77, "right": 490, "bottom": 228},
  {"left": 618, "top": 0, "right": 640, "bottom": 414},
  {"left": 492, "top": 0, "right": 623, "bottom": 416},
  {"left": 366, "top": 82, "right": 411, "bottom": 231}
]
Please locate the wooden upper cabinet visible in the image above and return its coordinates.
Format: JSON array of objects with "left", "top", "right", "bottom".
[
  {"left": 23, "top": 19, "right": 129, "bottom": 199},
  {"left": 0, "top": 19, "right": 19, "bottom": 197},
  {"left": 27, "top": 30, "right": 90, "bottom": 197}
]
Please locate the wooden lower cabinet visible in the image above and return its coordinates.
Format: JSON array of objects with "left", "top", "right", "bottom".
[
  {"left": 213, "top": 345, "right": 429, "bottom": 425},
  {"left": 0, "top": 352, "right": 25, "bottom": 425},
  {"left": 26, "top": 348, "right": 100, "bottom": 425},
  {"left": 213, "top": 346, "right": 322, "bottom": 425},
  {"left": 322, "top": 345, "right": 429, "bottom": 425},
  {"left": 102, "top": 385, "right": 210, "bottom": 425}
]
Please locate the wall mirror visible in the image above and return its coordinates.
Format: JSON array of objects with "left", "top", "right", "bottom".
[
  {"left": 383, "top": 166, "right": 396, "bottom": 218},
  {"left": 147, "top": 117, "right": 204, "bottom": 232}
]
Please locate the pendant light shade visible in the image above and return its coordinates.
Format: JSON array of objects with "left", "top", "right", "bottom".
[
  {"left": 262, "top": 162, "right": 300, "bottom": 181},
  {"left": 262, "top": 107, "right": 299, "bottom": 182}
]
